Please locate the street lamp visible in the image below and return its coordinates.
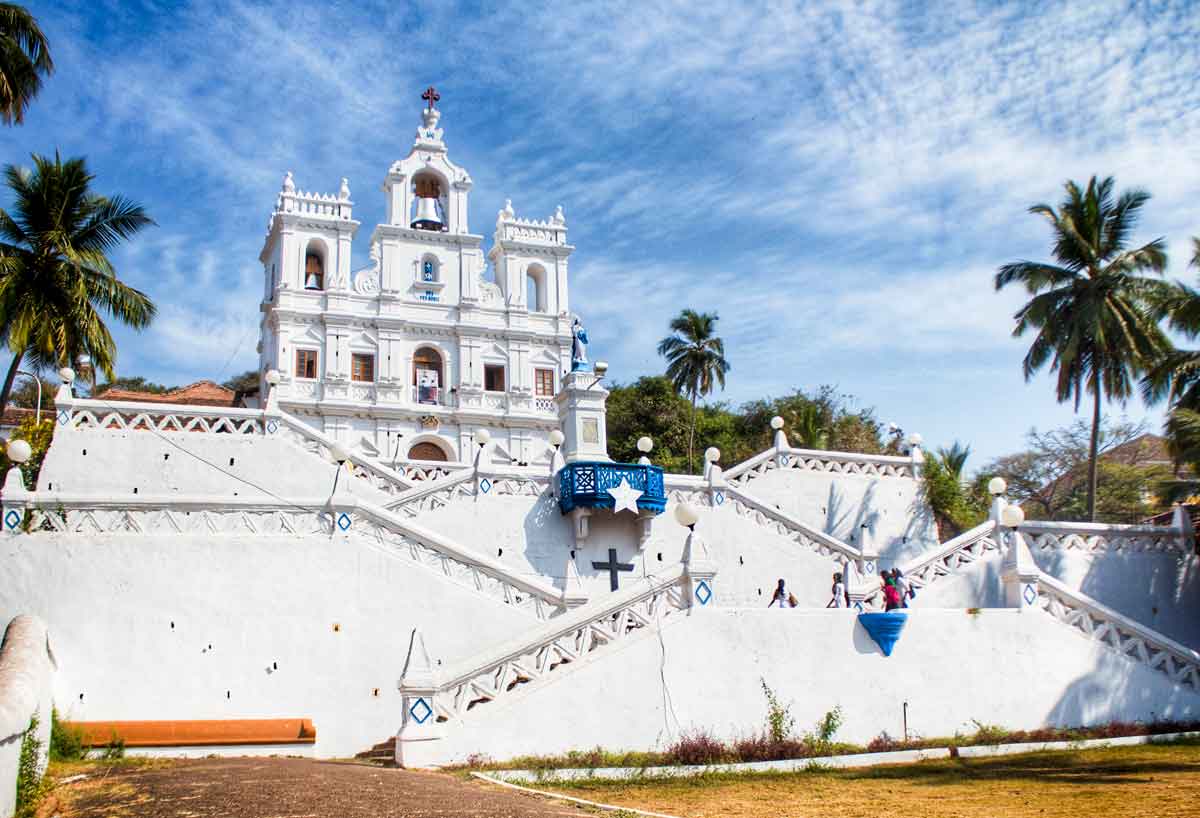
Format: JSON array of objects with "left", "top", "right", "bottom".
[
  {"left": 673, "top": 502, "right": 699, "bottom": 530},
  {"left": 988, "top": 477, "right": 1007, "bottom": 496},
  {"left": 14, "top": 371, "right": 42, "bottom": 424}
]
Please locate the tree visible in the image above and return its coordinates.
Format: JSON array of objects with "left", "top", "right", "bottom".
[
  {"left": 8, "top": 370, "right": 51, "bottom": 408},
  {"left": 996, "top": 176, "right": 1171, "bottom": 521},
  {"left": 92, "top": 376, "right": 173, "bottom": 396},
  {"left": 0, "top": 153, "right": 156, "bottom": 415},
  {"left": 0, "top": 4, "right": 53, "bottom": 125},
  {"left": 936, "top": 442, "right": 971, "bottom": 483},
  {"left": 222, "top": 369, "right": 259, "bottom": 394},
  {"left": 657, "top": 309, "right": 730, "bottom": 474},
  {"left": 980, "top": 419, "right": 1154, "bottom": 521}
]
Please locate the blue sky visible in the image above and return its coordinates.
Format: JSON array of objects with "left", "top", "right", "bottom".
[{"left": 3, "top": 0, "right": 1199, "bottom": 468}]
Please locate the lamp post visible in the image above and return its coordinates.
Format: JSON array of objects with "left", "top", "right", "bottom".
[
  {"left": 14, "top": 371, "right": 42, "bottom": 425},
  {"left": 636, "top": 435, "right": 653, "bottom": 465}
]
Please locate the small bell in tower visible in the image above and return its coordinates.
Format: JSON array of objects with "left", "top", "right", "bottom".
[{"left": 411, "top": 173, "right": 445, "bottom": 231}]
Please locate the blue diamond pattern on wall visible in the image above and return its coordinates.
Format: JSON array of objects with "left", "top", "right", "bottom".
[
  {"left": 854, "top": 600, "right": 864, "bottom": 612},
  {"left": 714, "top": 491, "right": 725, "bottom": 506},
  {"left": 695, "top": 580, "right": 712, "bottom": 606},
  {"left": 1023, "top": 583, "right": 1037, "bottom": 605},
  {"left": 865, "top": 561, "right": 876, "bottom": 575},
  {"left": 57, "top": 410, "right": 70, "bottom": 426},
  {"left": 337, "top": 513, "right": 352, "bottom": 531},
  {"left": 409, "top": 697, "right": 433, "bottom": 725},
  {"left": 4, "top": 509, "right": 20, "bottom": 530},
  {"left": 780, "top": 455, "right": 790, "bottom": 466},
  {"left": 266, "top": 420, "right": 279, "bottom": 434},
  {"left": 480, "top": 478, "right": 492, "bottom": 494}
]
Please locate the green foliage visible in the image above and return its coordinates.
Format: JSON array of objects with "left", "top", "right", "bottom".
[
  {"left": 14, "top": 712, "right": 47, "bottom": 818},
  {"left": 222, "top": 369, "right": 259, "bottom": 394},
  {"left": 760, "top": 678, "right": 794, "bottom": 743},
  {"left": 100, "top": 731, "right": 125, "bottom": 760},
  {"left": 657, "top": 309, "right": 731, "bottom": 473},
  {"left": 9, "top": 372, "right": 53, "bottom": 409},
  {"left": 0, "top": 414, "right": 53, "bottom": 488},
  {"left": 0, "top": 4, "right": 54, "bottom": 126},
  {"left": 0, "top": 152, "right": 156, "bottom": 414},
  {"left": 50, "top": 706, "right": 86, "bottom": 761},
  {"left": 921, "top": 451, "right": 988, "bottom": 537},
  {"left": 1058, "top": 460, "right": 1172, "bottom": 524},
  {"left": 995, "top": 176, "right": 1172, "bottom": 521},
  {"left": 93, "top": 375, "right": 173, "bottom": 396}
]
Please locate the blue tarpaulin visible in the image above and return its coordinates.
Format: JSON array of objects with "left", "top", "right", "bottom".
[{"left": 857, "top": 612, "right": 908, "bottom": 656}]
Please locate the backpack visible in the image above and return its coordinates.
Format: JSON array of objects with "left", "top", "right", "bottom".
[{"left": 787, "top": 593, "right": 798, "bottom": 608}]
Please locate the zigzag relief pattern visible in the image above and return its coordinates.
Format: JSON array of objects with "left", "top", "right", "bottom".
[
  {"left": 729, "top": 453, "right": 914, "bottom": 486},
  {"left": 860, "top": 528, "right": 1000, "bottom": 608},
  {"left": 276, "top": 426, "right": 411, "bottom": 499},
  {"left": 429, "top": 582, "right": 686, "bottom": 723},
  {"left": 351, "top": 519, "right": 554, "bottom": 620},
  {"left": 727, "top": 494, "right": 847, "bottom": 560},
  {"left": 28, "top": 507, "right": 323, "bottom": 536},
  {"left": 1026, "top": 530, "right": 1189, "bottom": 556},
  {"left": 1037, "top": 584, "right": 1200, "bottom": 690},
  {"left": 69, "top": 410, "right": 262, "bottom": 435},
  {"left": 390, "top": 475, "right": 548, "bottom": 518}
]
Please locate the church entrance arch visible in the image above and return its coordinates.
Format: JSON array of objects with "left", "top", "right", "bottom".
[{"left": 408, "top": 441, "right": 449, "bottom": 462}]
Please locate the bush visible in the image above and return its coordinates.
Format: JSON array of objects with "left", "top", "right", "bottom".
[
  {"left": 0, "top": 415, "right": 54, "bottom": 491},
  {"left": 14, "top": 713, "right": 48, "bottom": 818},
  {"left": 664, "top": 730, "right": 733, "bottom": 766},
  {"left": 760, "top": 679, "right": 794, "bottom": 743},
  {"left": 50, "top": 707, "right": 86, "bottom": 761}
]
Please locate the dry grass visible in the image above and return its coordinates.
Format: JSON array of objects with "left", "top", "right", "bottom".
[{"left": 550, "top": 741, "right": 1200, "bottom": 818}]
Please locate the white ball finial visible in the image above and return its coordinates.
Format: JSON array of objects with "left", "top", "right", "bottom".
[
  {"left": 474, "top": 428, "right": 492, "bottom": 446},
  {"left": 330, "top": 443, "right": 350, "bottom": 464},
  {"left": 636, "top": 436, "right": 653, "bottom": 453},
  {"left": 673, "top": 502, "right": 699, "bottom": 528},
  {"left": 265, "top": 369, "right": 281, "bottom": 386},
  {"left": 549, "top": 430, "right": 565, "bottom": 447},
  {"left": 1000, "top": 504, "right": 1025, "bottom": 529},
  {"left": 58, "top": 367, "right": 75, "bottom": 384},
  {"left": 770, "top": 416, "right": 784, "bottom": 430},
  {"left": 988, "top": 476, "right": 1007, "bottom": 496},
  {"left": 704, "top": 446, "right": 721, "bottom": 463},
  {"left": 907, "top": 432, "right": 923, "bottom": 447},
  {"left": 7, "top": 439, "right": 31, "bottom": 464}
]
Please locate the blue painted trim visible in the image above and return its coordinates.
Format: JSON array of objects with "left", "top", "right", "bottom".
[
  {"left": 695, "top": 580, "right": 712, "bottom": 606},
  {"left": 409, "top": 697, "right": 433, "bottom": 725},
  {"left": 558, "top": 462, "right": 667, "bottom": 516},
  {"left": 857, "top": 612, "right": 908, "bottom": 657}
]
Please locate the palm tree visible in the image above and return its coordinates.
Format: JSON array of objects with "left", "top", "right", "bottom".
[
  {"left": 0, "top": 4, "right": 53, "bottom": 125},
  {"left": 937, "top": 441, "right": 971, "bottom": 484},
  {"left": 996, "top": 176, "right": 1171, "bottom": 522},
  {"left": 0, "top": 153, "right": 156, "bottom": 414},
  {"left": 792, "top": 402, "right": 828, "bottom": 450},
  {"left": 657, "top": 309, "right": 730, "bottom": 474}
]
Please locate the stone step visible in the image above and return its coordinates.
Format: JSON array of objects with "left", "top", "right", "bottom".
[{"left": 355, "top": 737, "right": 397, "bottom": 765}]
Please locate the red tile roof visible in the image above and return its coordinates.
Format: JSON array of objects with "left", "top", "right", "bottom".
[{"left": 100, "top": 380, "right": 238, "bottom": 407}]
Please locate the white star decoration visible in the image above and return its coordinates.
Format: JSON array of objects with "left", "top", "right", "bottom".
[{"left": 607, "top": 479, "right": 643, "bottom": 514}]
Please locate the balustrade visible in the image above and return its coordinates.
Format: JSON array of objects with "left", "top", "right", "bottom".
[{"left": 558, "top": 462, "right": 666, "bottom": 515}]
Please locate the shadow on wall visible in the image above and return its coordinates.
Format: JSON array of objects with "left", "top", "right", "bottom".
[
  {"left": 1047, "top": 650, "right": 1200, "bottom": 727},
  {"left": 910, "top": 559, "right": 1006, "bottom": 609},
  {"left": 823, "top": 481, "right": 937, "bottom": 566},
  {"left": 523, "top": 490, "right": 572, "bottom": 588},
  {"left": 1039, "top": 548, "right": 1200, "bottom": 651}
]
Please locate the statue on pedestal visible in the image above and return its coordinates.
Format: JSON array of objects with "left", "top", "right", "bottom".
[{"left": 571, "top": 317, "right": 589, "bottom": 372}]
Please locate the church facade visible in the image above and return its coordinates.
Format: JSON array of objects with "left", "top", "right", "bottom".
[{"left": 256, "top": 92, "right": 575, "bottom": 465}]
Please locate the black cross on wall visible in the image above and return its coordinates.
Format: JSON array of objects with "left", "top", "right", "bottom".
[{"left": 592, "top": 548, "right": 635, "bottom": 592}]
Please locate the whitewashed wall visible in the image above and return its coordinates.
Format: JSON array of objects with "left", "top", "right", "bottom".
[
  {"left": 417, "top": 494, "right": 848, "bottom": 607},
  {"left": 36, "top": 429, "right": 391, "bottom": 505},
  {"left": 439, "top": 608, "right": 1200, "bottom": 764},
  {"left": 0, "top": 534, "right": 535, "bottom": 758},
  {"left": 741, "top": 469, "right": 939, "bottom": 564},
  {"left": 0, "top": 616, "right": 54, "bottom": 818},
  {"left": 917, "top": 547, "right": 1200, "bottom": 650}
]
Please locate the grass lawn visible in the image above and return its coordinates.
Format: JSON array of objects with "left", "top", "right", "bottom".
[{"left": 549, "top": 740, "right": 1200, "bottom": 818}]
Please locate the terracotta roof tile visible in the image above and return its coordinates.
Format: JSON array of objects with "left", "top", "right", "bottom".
[{"left": 100, "top": 380, "right": 237, "bottom": 407}]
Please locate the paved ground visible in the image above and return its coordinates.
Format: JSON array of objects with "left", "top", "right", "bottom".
[{"left": 54, "top": 758, "right": 595, "bottom": 818}]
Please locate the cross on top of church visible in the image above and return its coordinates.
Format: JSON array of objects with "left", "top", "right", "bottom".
[{"left": 421, "top": 86, "right": 440, "bottom": 110}]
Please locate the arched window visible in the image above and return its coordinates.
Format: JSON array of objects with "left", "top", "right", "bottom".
[
  {"left": 413, "top": 347, "right": 443, "bottom": 405},
  {"left": 526, "top": 264, "right": 547, "bottom": 312},
  {"left": 408, "top": 441, "right": 449, "bottom": 462},
  {"left": 304, "top": 241, "right": 325, "bottom": 290}
]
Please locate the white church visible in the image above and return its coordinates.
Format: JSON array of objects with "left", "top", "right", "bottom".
[
  {"left": 257, "top": 87, "right": 574, "bottom": 466},
  {"left": 1, "top": 90, "right": 1199, "bottom": 798}
]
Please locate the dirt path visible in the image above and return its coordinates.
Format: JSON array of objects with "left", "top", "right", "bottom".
[{"left": 54, "top": 757, "right": 595, "bottom": 818}]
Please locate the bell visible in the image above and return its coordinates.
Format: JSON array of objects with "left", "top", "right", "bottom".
[{"left": 411, "top": 196, "right": 443, "bottom": 231}]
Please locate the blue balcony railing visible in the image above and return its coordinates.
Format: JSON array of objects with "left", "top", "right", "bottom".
[{"left": 558, "top": 462, "right": 667, "bottom": 516}]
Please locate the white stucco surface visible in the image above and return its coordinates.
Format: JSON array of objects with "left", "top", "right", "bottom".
[
  {"left": 738, "top": 469, "right": 940, "bottom": 565},
  {"left": 438, "top": 608, "right": 1200, "bottom": 764},
  {"left": 416, "top": 493, "right": 849, "bottom": 607},
  {"left": 36, "top": 429, "right": 391, "bottom": 505},
  {"left": 0, "top": 533, "right": 537, "bottom": 758},
  {"left": 915, "top": 547, "right": 1200, "bottom": 649},
  {"left": 0, "top": 616, "right": 53, "bottom": 818}
]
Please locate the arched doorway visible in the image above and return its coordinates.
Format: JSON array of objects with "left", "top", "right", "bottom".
[{"left": 408, "top": 441, "right": 448, "bottom": 462}]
